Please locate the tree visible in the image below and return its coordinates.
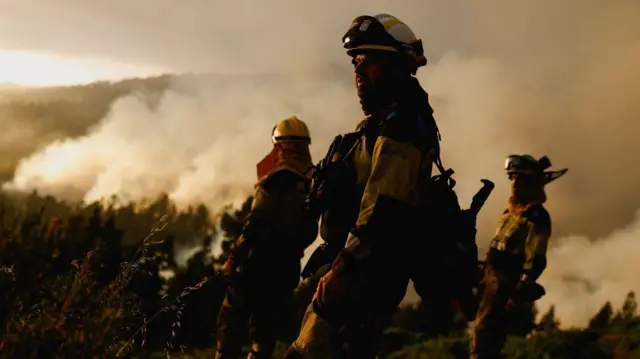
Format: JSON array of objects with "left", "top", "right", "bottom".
[
  {"left": 538, "top": 305, "right": 560, "bottom": 332},
  {"left": 611, "top": 291, "right": 638, "bottom": 328},
  {"left": 621, "top": 291, "right": 638, "bottom": 321},
  {"left": 215, "top": 196, "right": 253, "bottom": 266},
  {"left": 588, "top": 301, "right": 613, "bottom": 330}
]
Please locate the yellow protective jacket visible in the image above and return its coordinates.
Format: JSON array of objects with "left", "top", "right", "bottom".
[
  {"left": 345, "top": 102, "right": 441, "bottom": 248},
  {"left": 487, "top": 204, "right": 552, "bottom": 280},
  {"left": 242, "top": 142, "right": 317, "bottom": 250}
]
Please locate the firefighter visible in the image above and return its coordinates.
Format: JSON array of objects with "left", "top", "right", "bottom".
[
  {"left": 470, "top": 154, "right": 567, "bottom": 359},
  {"left": 215, "top": 116, "right": 319, "bottom": 359},
  {"left": 282, "top": 13, "right": 445, "bottom": 359}
]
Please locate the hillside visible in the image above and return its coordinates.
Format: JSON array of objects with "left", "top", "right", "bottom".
[
  {"left": 0, "top": 69, "right": 352, "bottom": 183},
  {"left": 0, "top": 75, "right": 171, "bottom": 178},
  {"left": 0, "top": 191, "right": 639, "bottom": 358}
]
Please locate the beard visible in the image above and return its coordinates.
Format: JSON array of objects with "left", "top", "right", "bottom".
[
  {"left": 356, "top": 74, "right": 428, "bottom": 116},
  {"left": 358, "top": 87, "right": 388, "bottom": 115},
  {"left": 356, "top": 76, "right": 397, "bottom": 115}
]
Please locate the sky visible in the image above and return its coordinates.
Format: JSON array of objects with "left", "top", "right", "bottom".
[
  {"left": 0, "top": 0, "right": 529, "bottom": 82},
  {"left": 1, "top": 0, "right": 639, "bottom": 328},
  {"left": 0, "top": 49, "right": 165, "bottom": 86}
]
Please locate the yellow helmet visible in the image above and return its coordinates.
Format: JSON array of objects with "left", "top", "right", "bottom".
[{"left": 271, "top": 115, "right": 311, "bottom": 144}]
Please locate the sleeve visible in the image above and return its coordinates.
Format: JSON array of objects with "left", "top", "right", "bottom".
[
  {"left": 345, "top": 110, "right": 433, "bottom": 255},
  {"left": 354, "top": 135, "right": 422, "bottom": 228},
  {"left": 522, "top": 206, "right": 552, "bottom": 281}
]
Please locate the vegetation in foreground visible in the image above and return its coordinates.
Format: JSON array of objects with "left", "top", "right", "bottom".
[{"left": 0, "top": 191, "right": 639, "bottom": 359}]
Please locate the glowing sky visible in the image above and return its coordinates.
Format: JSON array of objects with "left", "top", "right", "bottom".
[{"left": 0, "top": 49, "right": 165, "bottom": 87}]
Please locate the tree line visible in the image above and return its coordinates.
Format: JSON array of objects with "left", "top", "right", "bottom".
[{"left": 0, "top": 190, "right": 638, "bottom": 359}]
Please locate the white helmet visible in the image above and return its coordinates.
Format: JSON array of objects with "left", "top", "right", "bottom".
[
  {"left": 271, "top": 115, "right": 311, "bottom": 144},
  {"left": 342, "top": 14, "right": 427, "bottom": 71}
]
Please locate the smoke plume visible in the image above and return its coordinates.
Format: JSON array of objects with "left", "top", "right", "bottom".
[
  {"left": 2, "top": 0, "right": 640, "bottom": 327},
  {"left": 538, "top": 209, "right": 640, "bottom": 328},
  {"left": 2, "top": 74, "right": 358, "bottom": 209}
]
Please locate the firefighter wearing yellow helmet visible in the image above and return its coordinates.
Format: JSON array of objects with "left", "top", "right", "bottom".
[
  {"left": 272, "top": 115, "right": 311, "bottom": 144},
  {"left": 282, "top": 14, "right": 451, "bottom": 359},
  {"left": 215, "top": 116, "right": 318, "bottom": 359},
  {"left": 470, "top": 155, "right": 567, "bottom": 359}
]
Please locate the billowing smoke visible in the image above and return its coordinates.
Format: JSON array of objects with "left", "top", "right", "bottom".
[
  {"left": 538, "top": 209, "right": 640, "bottom": 328},
  {"left": 2, "top": 0, "right": 640, "bottom": 327},
  {"left": 2, "top": 74, "right": 358, "bottom": 209}
]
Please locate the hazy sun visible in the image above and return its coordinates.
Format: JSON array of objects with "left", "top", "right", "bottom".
[{"left": 0, "top": 49, "right": 165, "bottom": 87}]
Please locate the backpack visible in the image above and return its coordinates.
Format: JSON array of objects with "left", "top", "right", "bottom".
[{"left": 421, "top": 155, "right": 495, "bottom": 321}]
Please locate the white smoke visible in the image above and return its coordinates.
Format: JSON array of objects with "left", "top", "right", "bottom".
[
  {"left": 2, "top": 74, "right": 358, "bottom": 209},
  {"left": 537, "top": 208, "right": 640, "bottom": 329}
]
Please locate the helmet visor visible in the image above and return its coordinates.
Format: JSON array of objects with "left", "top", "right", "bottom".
[
  {"left": 505, "top": 155, "right": 540, "bottom": 177},
  {"left": 504, "top": 155, "right": 522, "bottom": 172}
]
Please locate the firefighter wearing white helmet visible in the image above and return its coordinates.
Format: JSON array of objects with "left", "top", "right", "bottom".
[
  {"left": 343, "top": 13, "right": 434, "bottom": 117},
  {"left": 342, "top": 13, "right": 428, "bottom": 73},
  {"left": 283, "top": 14, "right": 450, "bottom": 359},
  {"left": 470, "top": 155, "right": 567, "bottom": 359},
  {"left": 215, "top": 115, "right": 318, "bottom": 359}
]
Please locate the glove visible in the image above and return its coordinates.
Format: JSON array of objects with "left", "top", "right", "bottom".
[
  {"left": 510, "top": 278, "right": 546, "bottom": 306},
  {"left": 315, "top": 251, "right": 360, "bottom": 317}
]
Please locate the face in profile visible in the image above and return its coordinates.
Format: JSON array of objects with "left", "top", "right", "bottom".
[
  {"left": 351, "top": 51, "right": 391, "bottom": 103},
  {"left": 509, "top": 173, "right": 545, "bottom": 205}
]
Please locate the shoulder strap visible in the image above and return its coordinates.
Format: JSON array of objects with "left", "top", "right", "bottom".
[
  {"left": 416, "top": 111, "right": 449, "bottom": 184},
  {"left": 416, "top": 111, "right": 445, "bottom": 176},
  {"left": 433, "top": 151, "right": 446, "bottom": 174},
  {"left": 425, "top": 116, "right": 450, "bottom": 184}
]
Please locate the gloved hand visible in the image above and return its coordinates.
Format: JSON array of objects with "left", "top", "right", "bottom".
[
  {"left": 510, "top": 278, "right": 546, "bottom": 306},
  {"left": 315, "top": 251, "right": 361, "bottom": 317}
]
